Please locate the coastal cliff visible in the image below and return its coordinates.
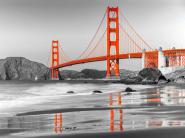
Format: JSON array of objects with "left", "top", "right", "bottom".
[
  {"left": 0, "top": 57, "right": 184, "bottom": 83},
  {"left": 0, "top": 57, "right": 50, "bottom": 80},
  {"left": 0, "top": 57, "right": 136, "bottom": 81}
]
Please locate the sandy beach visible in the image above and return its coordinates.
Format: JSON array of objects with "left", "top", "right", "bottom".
[
  {"left": 1, "top": 81, "right": 185, "bottom": 138},
  {"left": 28, "top": 127, "right": 185, "bottom": 138}
]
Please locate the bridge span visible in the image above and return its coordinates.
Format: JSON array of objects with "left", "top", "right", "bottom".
[
  {"left": 51, "top": 52, "right": 142, "bottom": 69},
  {"left": 49, "top": 5, "right": 185, "bottom": 79}
]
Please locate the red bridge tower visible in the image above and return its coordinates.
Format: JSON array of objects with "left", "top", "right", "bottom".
[
  {"left": 106, "top": 7, "right": 120, "bottom": 78},
  {"left": 51, "top": 40, "right": 59, "bottom": 79}
]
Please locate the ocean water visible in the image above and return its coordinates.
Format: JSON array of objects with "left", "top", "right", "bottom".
[
  {"left": 0, "top": 81, "right": 153, "bottom": 116},
  {"left": 1, "top": 81, "right": 185, "bottom": 137}
]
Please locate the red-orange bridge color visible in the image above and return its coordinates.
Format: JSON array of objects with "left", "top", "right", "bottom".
[{"left": 49, "top": 6, "right": 185, "bottom": 79}]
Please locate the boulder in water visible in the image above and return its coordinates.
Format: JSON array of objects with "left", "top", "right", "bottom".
[
  {"left": 141, "top": 78, "right": 157, "bottom": 84},
  {"left": 120, "top": 76, "right": 142, "bottom": 84},
  {"left": 67, "top": 91, "right": 75, "bottom": 94},
  {"left": 125, "top": 87, "right": 136, "bottom": 92},
  {"left": 92, "top": 90, "right": 103, "bottom": 94},
  {"left": 139, "top": 68, "right": 167, "bottom": 85}
]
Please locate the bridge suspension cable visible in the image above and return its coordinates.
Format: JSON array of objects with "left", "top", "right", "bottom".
[
  {"left": 119, "top": 10, "right": 153, "bottom": 51},
  {"left": 47, "top": 47, "right": 52, "bottom": 67},
  {"left": 80, "top": 7, "right": 118, "bottom": 59},
  {"left": 77, "top": 9, "right": 107, "bottom": 59},
  {"left": 119, "top": 23, "right": 142, "bottom": 53},
  {"left": 84, "top": 29, "right": 107, "bottom": 58},
  {"left": 59, "top": 42, "right": 72, "bottom": 63},
  {"left": 60, "top": 48, "right": 71, "bottom": 62}
]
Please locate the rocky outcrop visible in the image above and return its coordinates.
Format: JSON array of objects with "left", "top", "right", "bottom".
[
  {"left": 174, "top": 76, "right": 185, "bottom": 84},
  {"left": 120, "top": 69, "right": 138, "bottom": 79},
  {"left": 124, "top": 87, "right": 136, "bottom": 92},
  {"left": 121, "top": 68, "right": 167, "bottom": 85},
  {"left": 0, "top": 57, "right": 50, "bottom": 80},
  {"left": 119, "top": 69, "right": 140, "bottom": 84},
  {"left": 120, "top": 76, "right": 142, "bottom": 84},
  {"left": 139, "top": 68, "right": 167, "bottom": 84},
  {"left": 66, "top": 91, "right": 75, "bottom": 94},
  {"left": 0, "top": 58, "right": 137, "bottom": 81},
  {"left": 92, "top": 90, "right": 103, "bottom": 94},
  {"left": 165, "top": 68, "right": 185, "bottom": 83}
]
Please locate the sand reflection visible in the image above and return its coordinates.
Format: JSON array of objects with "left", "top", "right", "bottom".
[
  {"left": 109, "top": 93, "right": 123, "bottom": 132},
  {"left": 2, "top": 87, "right": 185, "bottom": 137},
  {"left": 54, "top": 113, "right": 62, "bottom": 133}
]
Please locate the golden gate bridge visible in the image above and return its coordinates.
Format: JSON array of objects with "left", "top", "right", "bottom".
[{"left": 49, "top": 4, "right": 185, "bottom": 80}]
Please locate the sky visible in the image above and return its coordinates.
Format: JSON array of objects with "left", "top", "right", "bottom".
[{"left": 0, "top": 0, "right": 185, "bottom": 71}]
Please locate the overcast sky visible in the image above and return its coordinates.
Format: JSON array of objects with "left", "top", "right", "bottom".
[{"left": 0, "top": 0, "right": 185, "bottom": 71}]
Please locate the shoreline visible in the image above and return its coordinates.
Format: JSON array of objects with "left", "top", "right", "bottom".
[
  {"left": 15, "top": 86, "right": 162, "bottom": 117},
  {"left": 0, "top": 78, "right": 183, "bottom": 85},
  {"left": 16, "top": 106, "right": 153, "bottom": 116},
  {"left": 26, "top": 127, "right": 185, "bottom": 138},
  {"left": 0, "top": 79, "right": 185, "bottom": 90},
  {"left": 1, "top": 82, "right": 185, "bottom": 138}
]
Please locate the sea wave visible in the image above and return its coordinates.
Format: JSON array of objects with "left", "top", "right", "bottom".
[{"left": 0, "top": 81, "right": 154, "bottom": 114}]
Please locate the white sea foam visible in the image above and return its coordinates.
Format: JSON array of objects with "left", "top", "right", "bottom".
[{"left": 0, "top": 82, "right": 154, "bottom": 114}]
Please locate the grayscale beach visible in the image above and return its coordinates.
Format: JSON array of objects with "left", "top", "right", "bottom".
[
  {"left": 1, "top": 81, "right": 185, "bottom": 138},
  {"left": 1, "top": 0, "right": 185, "bottom": 137}
]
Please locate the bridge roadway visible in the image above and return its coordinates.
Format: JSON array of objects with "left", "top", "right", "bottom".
[{"left": 50, "top": 49, "right": 185, "bottom": 69}]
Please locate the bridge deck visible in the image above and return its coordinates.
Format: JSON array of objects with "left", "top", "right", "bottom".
[
  {"left": 51, "top": 52, "right": 142, "bottom": 69},
  {"left": 50, "top": 49, "right": 185, "bottom": 69}
]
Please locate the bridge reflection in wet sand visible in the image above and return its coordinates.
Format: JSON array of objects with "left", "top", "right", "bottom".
[{"left": 1, "top": 86, "right": 185, "bottom": 137}]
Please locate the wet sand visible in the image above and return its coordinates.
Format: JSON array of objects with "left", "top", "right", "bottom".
[
  {"left": 28, "top": 127, "right": 185, "bottom": 138},
  {"left": 16, "top": 106, "right": 152, "bottom": 116},
  {"left": 2, "top": 83, "right": 185, "bottom": 138},
  {"left": 0, "top": 129, "right": 28, "bottom": 136}
]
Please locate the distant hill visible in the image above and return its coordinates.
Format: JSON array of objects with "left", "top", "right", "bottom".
[
  {"left": 59, "top": 70, "right": 84, "bottom": 79},
  {"left": 0, "top": 57, "right": 50, "bottom": 80},
  {"left": 0, "top": 57, "right": 137, "bottom": 80},
  {"left": 60, "top": 69, "right": 137, "bottom": 80}
]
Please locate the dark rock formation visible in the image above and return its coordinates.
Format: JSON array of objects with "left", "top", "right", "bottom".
[
  {"left": 119, "top": 70, "right": 140, "bottom": 84},
  {"left": 174, "top": 76, "right": 185, "bottom": 84},
  {"left": 120, "top": 68, "right": 167, "bottom": 85},
  {"left": 139, "top": 68, "right": 161, "bottom": 80},
  {"left": 0, "top": 57, "right": 50, "bottom": 80},
  {"left": 120, "top": 76, "right": 142, "bottom": 84},
  {"left": 158, "top": 79, "right": 169, "bottom": 84},
  {"left": 125, "top": 87, "right": 136, "bottom": 92},
  {"left": 120, "top": 69, "right": 138, "bottom": 79},
  {"left": 92, "top": 90, "right": 103, "bottom": 94},
  {"left": 66, "top": 91, "right": 75, "bottom": 94},
  {"left": 139, "top": 68, "right": 167, "bottom": 85},
  {"left": 165, "top": 68, "right": 185, "bottom": 83},
  {"left": 158, "top": 75, "right": 169, "bottom": 84},
  {"left": 141, "top": 78, "right": 157, "bottom": 84}
]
